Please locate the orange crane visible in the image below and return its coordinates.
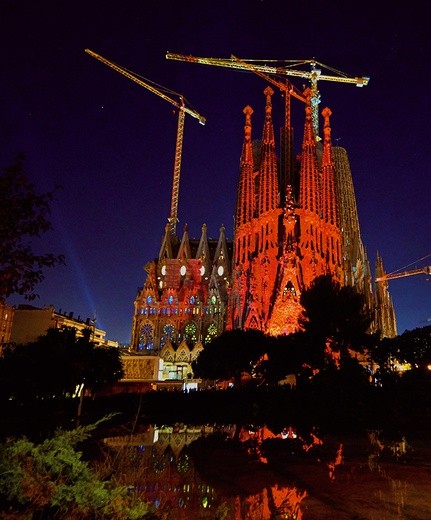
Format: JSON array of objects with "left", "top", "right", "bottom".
[
  {"left": 166, "top": 53, "right": 369, "bottom": 138},
  {"left": 85, "top": 49, "right": 206, "bottom": 236},
  {"left": 376, "top": 265, "right": 431, "bottom": 282}
]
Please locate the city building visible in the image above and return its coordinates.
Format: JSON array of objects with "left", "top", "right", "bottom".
[
  {"left": 129, "top": 85, "right": 396, "bottom": 379},
  {"left": 10, "top": 304, "right": 118, "bottom": 347}
]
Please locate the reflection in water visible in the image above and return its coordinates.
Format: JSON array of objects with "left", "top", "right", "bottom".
[
  {"left": 100, "top": 425, "right": 431, "bottom": 519},
  {"left": 367, "top": 430, "right": 410, "bottom": 518}
]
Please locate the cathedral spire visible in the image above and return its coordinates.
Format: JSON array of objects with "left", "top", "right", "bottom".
[
  {"left": 196, "top": 223, "right": 212, "bottom": 279},
  {"left": 374, "top": 252, "right": 397, "bottom": 338},
  {"left": 158, "top": 222, "right": 174, "bottom": 260},
  {"left": 299, "top": 88, "right": 321, "bottom": 216},
  {"left": 177, "top": 224, "right": 191, "bottom": 260},
  {"left": 235, "top": 105, "right": 255, "bottom": 228},
  {"left": 321, "top": 107, "right": 339, "bottom": 227},
  {"left": 257, "top": 87, "right": 278, "bottom": 215}
]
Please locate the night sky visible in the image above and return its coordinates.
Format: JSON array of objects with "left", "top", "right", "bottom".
[{"left": 1, "top": 1, "right": 430, "bottom": 344}]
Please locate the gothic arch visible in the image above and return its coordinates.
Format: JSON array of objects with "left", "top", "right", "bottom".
[
  {"left": 160, "top": 340, "right": 175, "bottom": 363},
  {"left": 176, "top": 340, "right": 191, "bottom": 363}
]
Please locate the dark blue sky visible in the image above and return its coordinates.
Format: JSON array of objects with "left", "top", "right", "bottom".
[{"left": 1, "top": 1, "right": 430, "bottom": 343}]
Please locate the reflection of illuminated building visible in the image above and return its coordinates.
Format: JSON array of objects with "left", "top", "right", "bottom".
[
  {"left": 103, "top": 424, "right": 309, "bottom": 519},
  {"left": 130, "top": 85, "right": 396, "bottom": 374},
  {"left": 104, "top": 425, "right": 219, "bottom": 516}
]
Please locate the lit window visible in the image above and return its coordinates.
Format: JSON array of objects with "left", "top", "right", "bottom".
[
  {"left": 139, "top": 323, "right": 154, "bottom": 351},
  {"left": 185, "top": 323, "right": 197, "bottom": 341},
  {"left": 205, "top": 323, "right": 218, "bottom": 344}
]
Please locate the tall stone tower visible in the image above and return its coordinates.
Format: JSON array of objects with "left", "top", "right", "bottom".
[
  {"left": 373, "top": 252, "right": 398, "bottom": 338},
  {"left": 228, "top": 88, "right": 347, "bottom": 335}
]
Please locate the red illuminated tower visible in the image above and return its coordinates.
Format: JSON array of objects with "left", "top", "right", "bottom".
[
  {"left": 229, "top": 87, "right": 357, "bottom": 335},
  {"left": 229, "top": 87, "right": 282, "bottom": 331}
]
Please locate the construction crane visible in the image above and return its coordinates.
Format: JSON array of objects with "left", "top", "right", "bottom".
[
  {"left": 376, "top": 265, "right": 431, "bottom": 282},
  {"left": 166, "top": 53, "right": 369, "bottom": 138},
  {"left": 85, "top": 49, "right": 206, "bottom": 236}
]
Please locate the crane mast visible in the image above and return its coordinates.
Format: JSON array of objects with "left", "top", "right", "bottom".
[{"left": 85, "top": 49, "right": 205, "bottom": 236}]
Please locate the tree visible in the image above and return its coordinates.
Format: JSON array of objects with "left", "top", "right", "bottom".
[
  {"left": 396, "top": 325, "right": 431, "bottom": 370},
  {"left": 367, "top": 335, "right": 398, "bottom": 384},
  {"left": 368, "top": 326, "right": 431, "bottom": 381},
  {"left": 0, "top": 327, "right": 124, "bottom": 402},
  {"left": 256, "top": 331, "right": 325, "bottom": 385},
  {"left": 0, "top": 154, "right": 64, "bottom": 300},
  {"left": 0, "top": 417, "right": 155, "bottom": 519},
  {"left": 299, "top": 275, "right": 372, "bottom": 363},
  {"left": 192, "top": 329, "right": 270, "bottom": 385}
]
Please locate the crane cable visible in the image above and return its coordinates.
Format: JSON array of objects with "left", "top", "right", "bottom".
[{"left": 106, "top": 60, "right": 197, "bottom": 113}]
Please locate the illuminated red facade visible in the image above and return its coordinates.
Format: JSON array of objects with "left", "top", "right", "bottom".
[
  {"left": 228, "top": 88, "right": 344, "bottom": 335},
  {"left": 131, "top": 85, "right": 396, "bottom": 356}
]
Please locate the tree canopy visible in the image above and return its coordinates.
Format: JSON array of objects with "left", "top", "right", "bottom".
[
  {"left": 0, "top": 327, "right": 124, "bottom": 402},
  {"left": 299, "top": 274, "right": 372, "bottom": 361},
  {"left": 192, "top": 276, "right": 377, "bottom": 386},
  {"left": 0, "top": 417, "right": 154, "bottom": 519},
  {"left": 192, "top": 329, "right": 271, "bottom": 385},
  {"left": 369, "top": 325, "right": 431, "bottom": 374},
  {"left": 257, "top": 331, "right": 326, "bottom": 384},
  {"left": 0, "top": 154, "right": 64, "bottom": 300}
]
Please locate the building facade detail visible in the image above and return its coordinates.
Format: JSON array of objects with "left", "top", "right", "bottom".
[
  {"left": 131, "top": 224, "right": 232, "bottom": 361},
  {"left": 131, "top": 84, "right": 397, "bottom": 374}
]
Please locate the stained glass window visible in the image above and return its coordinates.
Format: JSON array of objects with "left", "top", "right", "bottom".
[
  {"left": 161, "top": 323, "right": 176, "bottom": 347},
  {"left": 138, "top": 323, "right": 154, "bottom": 351},
  {"left": 205, "top": 323, "right": 218, "bottom": 344},
  {"left": 184, "top": 323, "right": 197, "bottom": 342}
]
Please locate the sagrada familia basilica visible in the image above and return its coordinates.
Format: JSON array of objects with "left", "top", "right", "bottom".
[{"left": 129, "top": 81, "right": 397, "bottom": 379}]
